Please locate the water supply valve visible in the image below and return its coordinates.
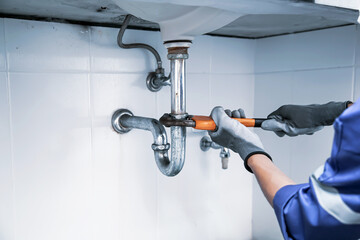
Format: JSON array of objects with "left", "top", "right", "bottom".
[{"left": 200, "top": 136, "right": 231, "bottom": 169}]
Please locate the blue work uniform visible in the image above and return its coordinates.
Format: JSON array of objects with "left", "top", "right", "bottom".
[{"left": 273, "top": 99, "right": 360, "bottom": 240}]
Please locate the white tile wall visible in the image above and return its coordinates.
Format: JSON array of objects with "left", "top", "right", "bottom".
[
  {"left": 355, "top": 25, "right": 360, "bottom": 67},
  {"left": 290, "top": 68, "right": 353, "bottom": 181},
  {"left": 210, "top": 74, "right": 255, "bottom": 115},
  {"left": 91, "top": 73, "right": 158, "bottom": 239},
  {"left": 187, "top": 73, "right": 211, "bottom": 114},
  {"left": 186, "top": 36, "right": 213, "bottom": 74},
  {"left": 211, "top": 37, "right": 255, "bottom": 74},
  {"left": 0, "top": 73, "right": 14, "bottom": 240},
  {"left": 90, "top": 27, "right": 159, "bottom": 73},
  {"left": 355, "top": 68, "right": 360, "bottom": 100},
  {"left": 0, "top": 18, "right": 255, "bottom": 240},
  {"left": 10, "top": 73, "right": 92, "bottom": 240},
  {"left": 0, "top": 19, "right": 6, "bottom": 71},
  {"left": 254, "top": 72, "right": 294, "bottom": 175},
  {"left": 5, "top": 19, "right": 90, "bottom": 72},
  {"left": 255, "top": 26, "right": 357, "bottom": 73}
]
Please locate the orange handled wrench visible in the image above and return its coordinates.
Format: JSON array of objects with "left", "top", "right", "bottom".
[
  {"left": 159, "top": 114, "right": 267, "bottom": 131},
  {"left": 191, "top": 116, "right": 266, "bottom": 131}
]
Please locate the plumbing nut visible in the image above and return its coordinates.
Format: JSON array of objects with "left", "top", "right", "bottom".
[
  {"left": 167, "top": 47, "right": 188, "bottom": 55},
  {"left": 167, "top": 46, "right": 190, "bottom": 60},
  {"left": 167, "top": 53, "right": 189, "bottom": 60},
  {"left": 152, "top": 143, "right": 171, "bottom": 151}
]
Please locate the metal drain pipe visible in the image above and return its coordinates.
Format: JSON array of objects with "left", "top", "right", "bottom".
[
  {"left": 111, "top": 42, "right": 190, "bottom": 176},
  {"left": 165, "top": 42, "right": 190, "bottom": 176}
]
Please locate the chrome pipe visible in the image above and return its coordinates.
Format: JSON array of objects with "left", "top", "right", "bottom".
[
  {"left": 118, "top": 114, "right": 184, "bottom": 176},
  {"left": 169, "top": 57, "right": 186, "bottom": 115},
  {"left": 111, "top": 45, "right": 189, "bottom": 177},
  {"left": 167, "top": 47, "right": 188, "bottom": 176},
  {"left": 120, "top": 115, "right": 168, "bottom": 147}
]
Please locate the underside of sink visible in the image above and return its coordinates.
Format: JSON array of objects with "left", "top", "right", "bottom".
[
  {"left": 0, "top": 0, "right": 358, "bottom": 39},
  {"left": 112, "top": 1, "right": 241, "bottom": 42}
]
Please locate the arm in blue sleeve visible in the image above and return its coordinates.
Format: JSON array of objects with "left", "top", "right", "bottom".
[
  {"left": 273, "top": 183, "right": 309, "bottom": 240},
  {"left": 273, "top": 181, "right": 360, "bottom": 240}
]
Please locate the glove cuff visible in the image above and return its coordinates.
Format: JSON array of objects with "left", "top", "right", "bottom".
[
  {"left": 318, "top": 101, "right": 349, "bottom": 126},
  {"left": 243, "top": 152, "right": 272, "bottom": 173},
  {"left": 345, "top": 100, "right": 353, "bottom": 108}
]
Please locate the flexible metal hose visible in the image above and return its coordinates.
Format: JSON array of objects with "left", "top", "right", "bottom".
[{"left": 117, "top": 14, "right": 163, "bottom": 69}]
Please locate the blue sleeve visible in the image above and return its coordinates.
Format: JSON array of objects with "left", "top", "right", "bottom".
[
  {"left": 273, "top": 182, "right": 360, "bottom": 240},
  {"left": 273, "top": 183, "right": 308, "bottom": 240}
]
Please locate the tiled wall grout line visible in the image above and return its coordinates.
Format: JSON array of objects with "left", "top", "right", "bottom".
[
  {"left": 208, "top": 38, "right": 213, "bottom": 108},
  {"left": 208, "top": 38, "right": 213, "bottom": 111},
  {"left": 2, "top": 19, "right": 8, "bottom": 72},
  {"left": 6, "top": 72, "right": 17, "bottom": 240},
  {"left": 87, "top": 25, "right": 95, "bottom": 240},
  {"left": 255, "top": 65, "right": 356, "bottom": 75},
  {"left": 4, "top": 18, "right": 17, "bottom": 240}
]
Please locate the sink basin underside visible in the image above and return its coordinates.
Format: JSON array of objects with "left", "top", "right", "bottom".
[{"left": 0, "top": 0, "right": 358, "bottom": 39}]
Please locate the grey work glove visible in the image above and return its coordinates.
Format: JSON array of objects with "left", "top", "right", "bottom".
[
  {"left": 261, "top": 101, "right": 351, "bottom": 137},
  {"left": 209, "top": 106, "right": 271, "bottom": 173}
]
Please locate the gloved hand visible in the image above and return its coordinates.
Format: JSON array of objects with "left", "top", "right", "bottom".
[
  {"left": 209, "top": 106, "right": 271, "bottom": 172},
  {"left": 261, "top": 101, "right": 351, "bottom": 137}
]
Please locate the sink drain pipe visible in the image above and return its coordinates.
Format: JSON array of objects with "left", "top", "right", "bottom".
[{"left": 112, "top": 42, "right": 190, "bottom": 176}]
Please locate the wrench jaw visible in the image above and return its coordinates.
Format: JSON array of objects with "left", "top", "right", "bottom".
[{"left": 159, "top": 113, "right": 195, "bottom": 128}]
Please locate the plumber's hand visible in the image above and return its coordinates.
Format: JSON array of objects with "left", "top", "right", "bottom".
[
  {"left": 261, "top": 101, "right": 350, "bottom": 137},
  {"left": 209, "top": 106, "right": 271, "bottom": 172}
]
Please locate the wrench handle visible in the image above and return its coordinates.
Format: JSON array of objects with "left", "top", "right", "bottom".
[{"left": 191, "top": 116, "right": 267, "bottom": 131}]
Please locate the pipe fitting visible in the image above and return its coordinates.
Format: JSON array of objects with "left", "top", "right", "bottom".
[
  {"left": 200, "top": 136, "right": 231, "bottom": 170},
  {"left": 167, "top": 53, "right": 189, "bottom": 60},
  {"left": 146, "top": 70, "right": 171, "bottom": 92},
  {"left": 167, "top": 47, "right": 189, "bottom": 60},
  {"left": 111, "top": 109, "right": 185, "bottom": 176},
  {"left": 152, "top": 143, "right": 170, "bottom": 151},
  {"left": 200, "top": 136, "right": 222, "bottom": 151},
  {"left": 111, "top": 109, "right": 134, "bottom": 134}
]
